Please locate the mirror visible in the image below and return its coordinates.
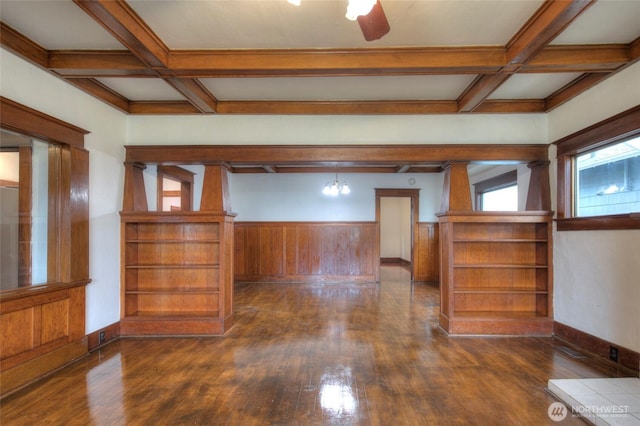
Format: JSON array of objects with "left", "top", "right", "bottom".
[{"left": 1, "top": 129, "right": 56, "bottom": 290}]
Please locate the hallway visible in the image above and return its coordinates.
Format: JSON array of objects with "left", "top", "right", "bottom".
[{"left": 0, "top": 267, "right": 625, "bottom": 425}]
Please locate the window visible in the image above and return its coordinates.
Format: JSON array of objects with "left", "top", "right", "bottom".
[
  {"left": 555, "top": 105, "right": 640, "bottom": 230},
  {"left": 474, "top": 170, "right": 518, "bottom": 211},
  {"left": 574, "top": 139, "right": 640, "bottom": 217}
]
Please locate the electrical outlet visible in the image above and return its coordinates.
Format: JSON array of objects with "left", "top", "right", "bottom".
[
  {"left": 99, "top": 331, "right": 106, "bottom": 344},
  {"left": 609, "top": 346, "right": 618, "bottom": 362}
]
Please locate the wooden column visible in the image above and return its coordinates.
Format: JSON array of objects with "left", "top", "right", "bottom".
[
  {"left": 440, "top": 161, "right": 472, "bottom": 212},
  {"left": 525, "top": 160, "right": 551, "bottom": 211},
  {"left": 201, "top": 164, "right": 232, "bottom": 213},
  {"left": 122, "top": 162, "right": 148, "bottom": 211}
]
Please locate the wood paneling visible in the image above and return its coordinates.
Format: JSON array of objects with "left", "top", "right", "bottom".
[
  {"left": 0, "top": 98, "right": 90, "bottom": 398},
  {"left": 414, "top": 222, "right": 439, "bottom": 282},
  {"left": 0, "top": 282, "right": 88, "bottom": 396},
  {"left": 235, "top": 222, "right": 378, "bottom": 283}
]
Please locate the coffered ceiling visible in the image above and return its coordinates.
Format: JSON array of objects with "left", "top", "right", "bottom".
[{"left": 1, "top": 0, "right": 639, "bottom": 116}]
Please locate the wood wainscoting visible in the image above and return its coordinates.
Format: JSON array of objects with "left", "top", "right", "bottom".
[
  {"left": 0, "top": 281, "right": 89, "bottom": 397},
  {"left": 414, "top": 222, "right": 439, "bottom": 283},
  {"left": 234, "top": 222, "right": 379, "bottom": 283}
]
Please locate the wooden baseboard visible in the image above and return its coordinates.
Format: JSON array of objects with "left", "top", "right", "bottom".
[
  {"left": 554, "top": 321, "right": 639, "bottom": 374},
  {"left": 380, "top": 257, "right": 411, "bottom": 267},
  {"left": 87, "top": 322, "right": 121, "bottom": 351},
  {"left": 1, "top": 338, "right": 88, "bottom": 398}
]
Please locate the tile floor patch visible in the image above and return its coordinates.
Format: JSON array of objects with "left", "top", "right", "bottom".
[{"left": 548, "top": 378, "right": 640, "bottom": 426}]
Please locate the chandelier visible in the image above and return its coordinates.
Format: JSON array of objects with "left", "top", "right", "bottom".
[{"left": 322, "top": 173, "right": 351, "bottom": 196}]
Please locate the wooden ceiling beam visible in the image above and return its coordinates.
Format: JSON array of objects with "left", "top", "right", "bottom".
[
  {"left": 124, "top": 144, "right": 550, "bottom": 165},
  {"left": 523, "top": 44, "right": 630, "bottom": 72},
  {"left": 164, "top": 77, "right": 218, "bottom": 114},
  {"left": 73, "top": 0, "right": 169, "bottom": 68},
  {"left": 64, "top": 78, "right": 130, "bottom": 113},
  {"left": 129, "top": 101, "right": 201, "bottom": 115},
  {"left": 0, "top": 22, "right": 47, "bottom": 68},
  {"left": 473, "top": 100, "right": 546, "bottom": 114},
  {"left": 73, "top": 0, "right": 218, "bottom": 114},
  {"left": 169, "top": 47, "right": 504, "bottom": 75},
  {"left": 43, "top": 44, "right": 631, "bottom": 77},
  {"left": 217, "top": 100, "right": 460, "bottom": 115},
  {"left": 458, "top": 0, "right": 595, "bottom": 112},
  {"left": 544, "top": 73, "right": 611, "bottom": 112},
  {"left": 123, "top": 99, "right": 548, "bottom": 115},
  {"left": 506, "top": 0, "right": 596, "bottom": 66},
  {"left": 49, "top": 50, "right": 152, "bottom": 77}
]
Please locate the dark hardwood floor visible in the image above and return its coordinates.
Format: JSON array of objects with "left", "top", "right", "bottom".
[{"left": 0, "top": 267, "right": 627, "bottom": 425}]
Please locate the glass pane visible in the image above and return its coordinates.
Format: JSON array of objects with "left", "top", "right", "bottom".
[
  {"left": 482, "top": 185, "right": 518, "bottom": 211},
  {"left": 575, "top": 138, "right": 640, "bottom": 217}
]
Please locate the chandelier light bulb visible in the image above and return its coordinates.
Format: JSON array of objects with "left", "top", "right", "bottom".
[{"left": 340, "top": 182, "right": 350, "bottom": 195}]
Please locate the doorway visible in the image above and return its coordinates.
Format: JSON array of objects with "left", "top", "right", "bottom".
[{"left": 375, "top": 189, "right": 419, "bottom": 280}]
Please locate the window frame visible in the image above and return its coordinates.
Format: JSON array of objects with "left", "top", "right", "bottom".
[
  {"left": 473, "top": 170, "right": 518, "bottom": 211},
  {"left": 554, "top": 105, "right": 640, "bottom": 231}
]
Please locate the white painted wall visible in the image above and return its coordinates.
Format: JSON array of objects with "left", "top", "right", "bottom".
[
  {"left": 127, "top": 113, "right": 547, "bottom": 146},
  {"left": 228, "top": 172, "right": 443, "bottom": 222},
  {"left": 1, "top": 48, "right": 127, "bottom": 334},
  {"left": 380, "top": 197, "right": 412, "bottom": 261},
  {"left": 548, "top": 61, "right": 640, "bottom": 354}
]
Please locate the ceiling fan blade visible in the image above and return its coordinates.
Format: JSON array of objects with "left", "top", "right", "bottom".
[{"left": 357, "top": 0, "right": 390, "bottom": 41}]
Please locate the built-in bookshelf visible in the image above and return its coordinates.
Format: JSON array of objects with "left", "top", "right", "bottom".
[
  {"left": 120, "top": 212, "right": 235, "bottom": 335},
  {"left": 437, "top": 211, "right": 553, "bottom": 335}
]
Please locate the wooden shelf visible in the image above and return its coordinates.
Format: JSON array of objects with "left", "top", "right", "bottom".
[
  {"left": 453, "top": 264, "right": 547, "bottom": 268},
  {"left": 437, "top": 211, "right": 553, "bottom": 335},
  {"left": 124, "top": 311, "right": 220, "bottom": 318},
  {"left": 120, "top": 213, "right": 235, "bottom": 336}
]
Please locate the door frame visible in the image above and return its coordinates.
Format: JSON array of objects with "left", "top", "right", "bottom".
[{"left": 375, "top": 188, "right": 420, "bottom": 280}]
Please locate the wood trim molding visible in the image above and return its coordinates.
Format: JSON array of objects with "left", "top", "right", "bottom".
[
  {"left": 554, "top": 321, "right": 639, "bottom": 374},
  {"left": 87, "top": 321, "right": 120, "bottom": 351},
  {"left": 0, "top": 97, "right": 89, "bottom": 147},
  {"left": 553, "top": 105, "right": 640, "bottom": 156},
  {"left": 554, "top": 105, "right": 640, "bottom": 229},
  {"left": 124, "top": 144, "right": 550, "bottom": 165}
]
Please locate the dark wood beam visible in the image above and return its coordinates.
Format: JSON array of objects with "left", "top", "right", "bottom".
[
  {"left": 124, "top": 144, "right": 550, "bottom": 165},
  {"left": 73, "top": 0, "right": 169, "bottom": 68},
  {"left": 73, "top": 0, "right": 218, "bottom": 114},
  {"left": 458, "top": 0, "right": 596, "bottom": 112},
  {"left": 169, "top": 47, "right": 505, "bottom": 76},
  {"left": 216, "top": 100, "right": 459, "bottom": 115},
  {"left": 42, "top": 44, "right": 631, "bottom": 77},
  {"left": 523, "top": 44, "right": 630, "bottom": 72},
  {"left": 457, "top": 73, "right": 513, "bottom": 113},
  {"left": 544, "top": 73, "right": 610, "bottom": 112},
  {"left": 49, "top": 50, "right": 152, "bottom": 77},
  {"left": 164, "top": 77, "right": 218, "bottom": 114},
  {"left": 506, "top": 0, "right": 596, "bottom": 66},
  {"left": 471, "top": 100, "right": 546, "bottom": 114},
  {"left": 64, "top": 78, "right": 130, "bottom": 113},
  {"left": 0, "top": 22, "right": 48, "bottom": 68},
  {"left": 129, "top": 101, "right": 201, "bottom": 115}
]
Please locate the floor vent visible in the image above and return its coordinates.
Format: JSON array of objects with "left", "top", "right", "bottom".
[{"left": 556, "top": 346, "right": 588, "bottom": 359}]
